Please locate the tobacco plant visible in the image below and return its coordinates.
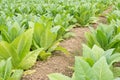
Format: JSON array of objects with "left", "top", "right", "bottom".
[
  {"left": 48, "top": 56, "right": 114, "bottom": 80},
  {"left": 107, "top": 10, "right": 120, "bottom": 23},
  {"left": 0, "top": 22, "right": 25, "bottom": 43},
  {"left": 0, "top": 29, "right": 43, "bottom": 70},
  {"left": 33, "top": 16, "right": 69, "bottom": 60},
  {"left": 48, "top": 45, "right": 120, "bottom": 80},
  {"left": 74, "top": 3, "right": 94, "bottom": 26},
  {"left": 85, "top": 24, "right": 120, "bottom": 52},
  {"left": 0, "top": 58, "right": 23, "bottom": 80}
]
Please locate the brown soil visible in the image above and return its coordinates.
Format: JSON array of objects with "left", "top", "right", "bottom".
[
  {"left": 60, "top": 27, "right": 90, "bottom": 56},
  {"left": 22, "top": 27, "right": 89, "bottom": 80},
  {"left": 22, "top": 53, "right": 74, "bottom": 80},
  {"left": 22, "top": 6, "right": 112, "bottom": 80}
]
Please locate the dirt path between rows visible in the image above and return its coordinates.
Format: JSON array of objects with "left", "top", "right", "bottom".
[
  {"left": 22, "top": 6, "right": 112, "bottom": 80},
  {"left": 22, "top": 27, "right": 89, "bottom": 80}
]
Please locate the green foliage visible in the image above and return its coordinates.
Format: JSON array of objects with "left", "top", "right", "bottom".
[
  {"left": 49, "top": 44, "right": 120, "bottom": 80},
  {"left": 33, "top": 22, "right": 59, "bottom": 51},
  {"left": 0, "top": 58, "right": 23, "bottom": 80},
  {"left": 85, "top": 24, "right": 120, "bottom": 52},
  {"left": 0, "top": 22, "right": 25, "bottom": 43},
  {"left": 0, "top": 0, "right": 118, "bottom": 79},
  {"left": 0, "top": 0, "right": 114, "bottom": 29},
  {"left": 33, "top": 17, "right": 69, "bottom": 60},
  {"left": 107, "top": 10, "right": 120, "bottom": 23},
  {"left": 48, "top": 56, "right": 114, "bottom": 80},
  {"left": 93, "top": 0, "right": 112, "bottom": 15},
  {"left": 48, "top": 73, "right": 71, "bottom": 80},
  {"left": 33, "top": 16, "right": 60, "bottom": 50},
  {"left": 53, "top": 12, "right": 75, "bottom": 38},
  {"left": 74, "top": 3, "right": 94, "bottom": 26},
  {"left": 83, "top": 44, "right": 120, "bottom": 68},
  {"left": 0, "top": 29, "right": 43, "bottom": 70}
]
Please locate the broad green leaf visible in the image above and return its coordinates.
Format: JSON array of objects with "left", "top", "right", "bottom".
[
  {"left": 0, "top": 60, "right": 5, "bottom": 77},
  {"left": 96, "top": 30, "right": 108, "bottom": 49},
  {"left": 33, "top": 22, "right": 44, "bottom": 47},
  {"left": 0, "top": 41, "right": 20, "bottom": 66},
  {"left": 0, "top": 59, "right": 12, "bottom": 80},
  {"left": 55, "top": 46, "right": 70, "bottom": 55},
  {"left": 92, "top": 45, "right": 104, "bottom": 61},
  {"left": 8, "top": 70, "right": 23, "bottom": 80},
  {"left": 51, "top": 26, "right": 61, "bottom": 33},
  {"left": 47, "top": 41, "right": 60, "bottom": 52},
  {"left": 4, "top": 58, "right": 12, "bottom": 80},
  {"left": 17, "top": 48, "right": 43, "bottom": 70},
  {"left": 108, "top": 33, "right": 120, "bottom": 49},
  {"left": 0, "top": 41, "right": 11, "bottom": 60},
  {"left": 48, "top": 73, "right": 71, "bottom": 80},
  {"left": 103, "top": 49, "right": 114, "bottom": 64},
  {"left": 11, "top": 29, "right": 33, "bottom": 59},
  {"left": 93, "top": 57, "right": 114, "bottom": 80},
  {"left": 1, "top": 22, "right": 25, "bottom": 43},
  {"left": 109, "top": 53, "right": 120, "bottom": 66},
  {"left": 1, "top": 29, "right": 11, "bottom": 43},
  {"left": 82, "top": 44, "right": 96, "bottom": 63},
  {"left": 0, "top": 58, "right": 22, "bottom": 80},
  {"left": 40, "top": 27, "right": 57, "bottom": 50},
  {"left": 82, "top": 44, "right": 93, "bottom": 59},
  {"left": 85, "top": 32, "right": 100, "bottom": 48},
  {"left": 9, "top": 22, "right": 23, "bottom": 42},
  {"left": 39, "top": 51, "right": 51, "bottom": 60},
  {"left": 74, "top": 57, "right": 97, "bottom": 80}
]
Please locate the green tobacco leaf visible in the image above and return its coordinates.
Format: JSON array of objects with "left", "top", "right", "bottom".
[
  {"left": 4, "top": 58, "right": 12, "bottom": 80},
  {"left": 51, "top": 26, "right": 61, "bottom": 33},
  {"left": 109, "top": 53, "right": 120, "bottom": 66},
  {"left": 0, "top": 60, "right": 5, "bottom": 78},
  {"left": 1, "top": 29, "right": 11, "bottom": 43},
  {"left": 0, "top": 58, "right": 12, "bottom": 80},
  {"left": 47, "top": 41, "right": 60, "bottom": 52},
  {"left": 33, "top": 22, "right": 60, "bottom": 54},
  {"left": 85, "top": 32, "right": 100, "bottom": 48},
  {"left": 93, "top": 57, "right": 114, "bottom": 80},
  {"left": 9, "top": 22, "right": 24, "bottom": 42},
  {"left": 11, "top": 29, "right": 33, "bottom": 60},
  {"left": 8, "top": 70, "right": 23, "bottom": 80},
  {"left": 0, "top": 29, "right": 43, "bottom": 70},
  {"left": 74, "top": 57, "right": 97, "bottom": 80},
  {"left": 33, "top": 22, "right": 44, "bottom": 47},
  {"left": 39, "top": 51, "right": 51, "bottom": 60},
  {"left": 82, "top": 44, "right": 104, "bottom": 63},
  {"left": 82, "top": 44, "right": 93, "bottom": 59},
  {"left": 0, "top": 58, "right": 23, "bottom": 80},
  {"left": 0, "top": 41, "right": 12, "bottom": 60},
  {"left": 108, "top": 33, "right": 120, "bottom": 49},
  {"left": 17, "top": 48, "right": 43, "bottom": 70},
  {"left": 0, "top": 41, "right": 20, "bottom": 66},
  {"left": 92, "top": 45, "right": 104, "bottom": 61},
  {"left": 48, "top": 73, "right": 71, "bottom": 80},
  {"left": 1, "top": 22, "right": 25, "bottom": 43},
  {"left": 103, "top": 49, "right": 114, "bottom": 64},
  {"left": 96, "top": 30, "right": 108, "bottom": 49},
  {"left": 84, "top": 58, "right": 94, "bottom": 67},
  {"left": 55, "top": 46, "right": 70, "bottom": 55},
  {"left": 40, "top": 27, "right": 57, "bottom": 50}
]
